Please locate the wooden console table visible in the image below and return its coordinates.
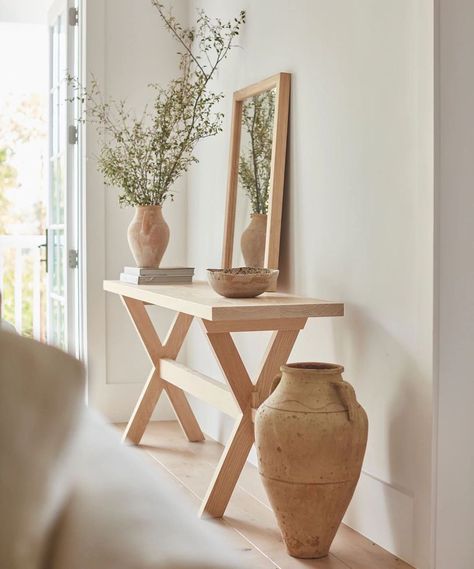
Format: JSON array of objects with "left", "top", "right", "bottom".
[{"left": 104, "top": 280, "right": 344, "bottom": 518}]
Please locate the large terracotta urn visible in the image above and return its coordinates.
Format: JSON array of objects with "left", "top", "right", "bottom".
[
  {"left": 127, "top": 205, "right": 170, "bottom": 268},
  {"left": 240, "top": 213, "right": 267, "bottom": 267},
  {"left": 255, "top": 362, "right": 368, "bottom": 559}
]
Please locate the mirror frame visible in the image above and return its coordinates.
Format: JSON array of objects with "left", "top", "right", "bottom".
[{"left": 221, "top": 72, "right": 291, "bottom": 280}]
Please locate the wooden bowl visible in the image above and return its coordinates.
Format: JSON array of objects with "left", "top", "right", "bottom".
[{"left": 207, "top": 268, "right": 279, "bottom": 298}]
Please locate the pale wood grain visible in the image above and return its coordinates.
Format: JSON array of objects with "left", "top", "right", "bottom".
[
  {"left": 121, "top": 296, "right": 162, "bottom": 364},
  {"left": 160, "top": 359, "right": 239, "bottom": 418},
  {"left": 221, "top": 73, "right": 292, "bottom": 286},
  {"left": 331, "top": 525, "right": 411, "bottom": 569},
  {"left": 143, "top": 422, "right": 270, "bottom": 506},
  {"left": 222, "top": 97, "right": 243, "bottom": 269},
  {"left": 203, "top": 327, "right": 254, "bottom": 413},
  {"left": 105, "top": 281, "right": 344, "bottom": 321},
  {"left": 202, "top": 317, "right": 307, "bottom": 333},
  {"left": 122, "top": 369, "right": 164, "bottom": 445},
  {"left": 162, "top": 312, "right": 193, "bottom": 358},
  {"left": 255, "top": 327, "right": 301, "bottom": 405},
  {"left": 138, "top": 422, "right": 349, "bottom": 569},
  {"left": 120, "top": 297, "right": 165, "bottom": 444},
  {"left": 199, "top": 410, "right": 255, "bottom": 519},
  {"left": 163, "top": 383, "right": 205, "bottom": 442},
  {"left": 199, "top": 319, "right": 302, "bottom": 518},
  {"left": 109, "top": 285, "right": 344, "bottom": 519},
  {"left": 266, "top": 72, "right": 291, "bottom": 273},
  {"left": 233, "top": 73, "right": 285, "bottom": 100},
  {"left": 138, "top": 450, "right": 277, "bottom": 568},
  {"left": 120, "top": 297, "right": 202, "bottom": 444},
  {"left": 134, "top": 422, "right": 414, "bottom": 569}
]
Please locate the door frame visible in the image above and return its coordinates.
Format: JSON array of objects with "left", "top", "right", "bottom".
[{"left": 47, "top": 0, "right": 84, "bottom": 358}]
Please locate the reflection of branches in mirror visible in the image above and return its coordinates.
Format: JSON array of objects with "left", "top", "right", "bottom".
[{"left": 238, "top": 89, "right": 275, "bottom": 214}]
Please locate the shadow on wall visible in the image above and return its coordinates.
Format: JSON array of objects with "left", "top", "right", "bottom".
[
  {"left": 331, "top": 306, "right": 431, "bottom": 564},
  {"left": 386, "top": 365, "right": 431, "bottom": 562},
  {"left": 272, "top": 93, "right": 431, "bottom": 561},
  {"left": 276, "top": 101, "right": 294, "bottom": 293}
]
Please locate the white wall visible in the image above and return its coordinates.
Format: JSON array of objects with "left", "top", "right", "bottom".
[
  {"left": 0, "top": 0, "right": 50, "bottom": 24},
  {"left": 81, "top": 0, "right": 474, "bottom": 565},
  {"left": 433, "top": 1, "right": 474, "bottom": 567},
  {"left": 185, "top": 1, "right": 434, "bottom": 567},
  {"left": 84, "top": 0, "right": 188, "bottom": 420}
]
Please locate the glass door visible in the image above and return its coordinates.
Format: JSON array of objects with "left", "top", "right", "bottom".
[{"left": 48, "top": 0, "right": 82, "bottom": 356}]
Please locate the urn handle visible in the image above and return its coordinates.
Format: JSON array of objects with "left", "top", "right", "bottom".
[
  {"left": 270, "top": 373, "right": 282, "bottom": 393},
  {"left": 334, "top": 381, "right": 358, "bottom": 422}
]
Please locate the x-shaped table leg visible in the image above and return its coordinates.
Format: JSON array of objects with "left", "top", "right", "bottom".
[
  {"left": 199, "top": 320, "right": 303, "bottom": 518},
  {"left": 121, "top": 297, "right": 204, "bottom": 445}
]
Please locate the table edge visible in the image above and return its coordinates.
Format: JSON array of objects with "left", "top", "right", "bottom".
[{"left": 103, "top": 280, "right": 344, "bottom": 321}]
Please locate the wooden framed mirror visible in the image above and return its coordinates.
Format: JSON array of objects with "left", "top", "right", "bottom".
[{"left": 221, "top": 73, "right": 291, "bottom": 287}]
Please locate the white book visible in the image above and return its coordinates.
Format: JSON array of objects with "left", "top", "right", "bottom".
[
  {"left": 123, "top": 266, "right": 195, "bottom": 277},
  {"left": 120, "top": 273, "right": 193, "bottom": 285}
]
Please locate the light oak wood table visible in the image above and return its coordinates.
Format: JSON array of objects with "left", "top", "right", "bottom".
[{"left": 104, "top": 280, "right": 344, "bottom": 518}]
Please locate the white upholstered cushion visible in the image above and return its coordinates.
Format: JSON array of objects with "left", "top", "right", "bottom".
[
  {"left": 48, "top": 410, "right": 241, "bottom": 569},
  {"left": 0, "top": 329, "right": 241, "bottom": 568},
  {"left": 0, "top": 331, "right": 84, "bottom": 569}
]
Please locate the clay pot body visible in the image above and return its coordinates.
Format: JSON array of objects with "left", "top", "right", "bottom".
[
  {"left": 255, "top": 363, "right": 368, "bottom": 559},
  {"left": 240, "top": 213, "right": 267, "bottom": 267},
  {"left": 127, "top": 205, "right": 170, "bottom": 268}
]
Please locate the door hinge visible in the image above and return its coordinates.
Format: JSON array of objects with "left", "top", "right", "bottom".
[
  {"left": 68, "top": 7, "right": 79, "bottom": 26},
  {"left": 38, "top": 229, "right": 49, "bottom": 273},
  {"left": 68, "top": 125, "right": 78, "bottom": 145},
  {"left": 68, "top": 249, "right": 79, "bottom": 269}
]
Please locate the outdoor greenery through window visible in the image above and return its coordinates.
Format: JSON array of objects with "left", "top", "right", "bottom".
[{"left": 0, "top": 23, "right": 47, "bottom": 338}]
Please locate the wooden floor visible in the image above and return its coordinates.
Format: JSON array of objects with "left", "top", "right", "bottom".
[{"left": 123, "top": 421, "right": 413, "bottom": 569}]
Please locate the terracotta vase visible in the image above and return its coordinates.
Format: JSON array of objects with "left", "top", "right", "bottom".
[
  {"left": 240, "top": 213, "right": 267, "bottom": 267},
  {"left": 255, "top": 362, "right": 368, "bottom": 559},
  {"left": 127, "top": 205, "right": 170, "bottom": 268}
]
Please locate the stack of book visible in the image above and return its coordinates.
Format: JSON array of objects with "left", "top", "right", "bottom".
[{"left": 120, "top": 266, "right": 194, "bottom": 285}]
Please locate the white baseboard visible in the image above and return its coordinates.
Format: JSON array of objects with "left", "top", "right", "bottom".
[{"left": 343, "top": 470, "right": 414, "bottom": 565}]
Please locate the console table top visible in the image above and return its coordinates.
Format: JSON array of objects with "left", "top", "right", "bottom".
[{"left": 104, "top": 280, "right": 344, "bottom": 322}]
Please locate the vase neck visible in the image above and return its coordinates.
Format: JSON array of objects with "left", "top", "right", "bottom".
[
  {"left": 250, "top": 213, "right": 267, "bottom": 226},
  {"left": 136, "top": 205, "right": 163, "bottom": 211},
  {"left": 281, "top": 362, "right": 345, "bottom": 382},
  {"left": 134, "top": 205, "right": 164, "bottom": 219}
]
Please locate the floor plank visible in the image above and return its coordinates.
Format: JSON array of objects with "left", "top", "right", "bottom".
[
  {"left": 119, "top": 421, "right": 414, "bottom": 569},
  {"left": 139, "top": 451, "right": 276, "bottom": 568},
  {"left": 331, "top": 525, "right": 410, "bottom": 569}
]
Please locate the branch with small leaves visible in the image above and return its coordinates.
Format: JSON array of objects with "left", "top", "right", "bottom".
[
  {"left": 239, "top": 89, "right": 275, "bottom": 215},
  {"left": 70, "top": 3, "right": 246, "bottom": 207}
]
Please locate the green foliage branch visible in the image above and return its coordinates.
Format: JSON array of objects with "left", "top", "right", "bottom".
[
  {"left": 238, "top": 89, "right": 275, "bottom": 215},
  {"left": 0, "top": 147, "right": 16, "bottom": 233},
  {"left": 0, "top": 95, "right": 47, "bottom": 335},
  {"left": 72, "top": 3, "right": 246, "bottom": 207}
]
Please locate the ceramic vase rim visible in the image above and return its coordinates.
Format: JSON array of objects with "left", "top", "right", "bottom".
[
  {"left": 281, "top": 362, "right": 345, "bottom": 376},
  {"left": 134, "top": 204, "right": 163, "bottom": 210}
]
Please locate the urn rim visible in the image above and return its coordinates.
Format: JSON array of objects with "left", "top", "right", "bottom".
[{"left": 281, "top": 362, "right": 345, "bottom": 376}]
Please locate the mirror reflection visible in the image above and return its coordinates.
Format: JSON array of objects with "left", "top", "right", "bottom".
[{"left": 232, "top": 88, "right": 276, "bottom": 267}]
